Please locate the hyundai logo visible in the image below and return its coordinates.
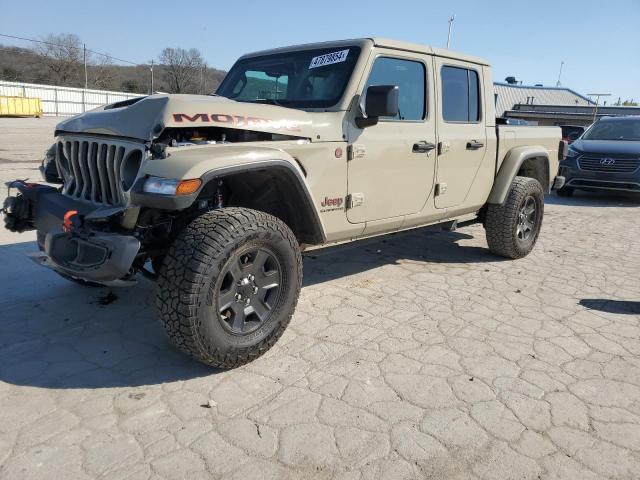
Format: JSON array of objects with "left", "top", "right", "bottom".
[{"left": 600, "top": 157, "right": 616, "bottom": 166}]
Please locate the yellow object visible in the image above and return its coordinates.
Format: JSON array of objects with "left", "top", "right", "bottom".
[
  {"left": 176, "top": 179, "right": 202, "bottom": 196},
  {"left": 0, "top": 95, "right": 43, "bottom": 117}
]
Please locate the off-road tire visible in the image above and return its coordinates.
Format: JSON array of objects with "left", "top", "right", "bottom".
[
  {"left": 156, "top": 208, "right": 302, "bottom": 368},
  {"left": 485, "top": 176, "right": 544, "bottom": 259},
  {"left": 556, "top": 186, "right": 574, "bottom": 197}
]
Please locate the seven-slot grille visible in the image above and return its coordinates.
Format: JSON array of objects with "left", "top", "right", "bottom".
[
  {"left": 578, "top": 153, "right": 640, "bottom": 174},
  {"left": 56, "top": 135, "right": 145, "bottom": 206}
]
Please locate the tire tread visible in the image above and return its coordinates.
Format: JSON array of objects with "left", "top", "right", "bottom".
[
  {"left": 485, "top": 176, "right": 544, "bottom": 259},
  {"left": 156, "top": 207, "right": 302, "bottom": 368}
]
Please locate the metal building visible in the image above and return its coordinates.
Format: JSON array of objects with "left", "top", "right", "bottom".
[
  {"left": 504, "top": 103, "right": 640, "bottom": 126},
  {"left": 494, "top": 82, "right": 595, "bottom": 117},
  {"left": 0, "top": 80, "right": 141, "bottom": 117}
]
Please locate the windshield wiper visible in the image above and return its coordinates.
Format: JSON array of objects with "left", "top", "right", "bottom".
[{"left": 247, "top": 98, "right": 285, "bottom": 107}]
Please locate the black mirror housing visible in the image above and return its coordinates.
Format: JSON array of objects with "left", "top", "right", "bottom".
[
  {"left": 366, "top": 85, "right": 399, "bottom": 117},
  {"left": 356, "top": 85, "right": 399, "bottom": 128}
]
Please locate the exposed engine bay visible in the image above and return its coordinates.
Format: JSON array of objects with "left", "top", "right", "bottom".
[{"left": 155, "top": 126, "right": 307, "bottom": 147}]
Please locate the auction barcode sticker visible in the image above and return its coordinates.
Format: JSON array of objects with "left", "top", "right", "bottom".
[{"left": 309, "top": 49, "right": 350, "bottom": 69}]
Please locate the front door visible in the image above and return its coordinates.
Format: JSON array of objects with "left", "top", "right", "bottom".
[
  {"left": 434, "top": 58, "right": 488, "bottom": 208},
  {"left": 347, "top": 53, "right": 437, "bottom": 223}
]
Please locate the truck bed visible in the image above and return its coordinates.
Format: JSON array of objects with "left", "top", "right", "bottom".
[{"left": 495, "top": 124, "right": 561, "bottom": 173}]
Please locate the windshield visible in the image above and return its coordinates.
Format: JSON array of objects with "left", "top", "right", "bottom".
[
  {"left": 582, "top": 118, "right": 640, "bottom": 141},
  {"left": 216, "top": 46, "right": 361, "bottom": 109}
]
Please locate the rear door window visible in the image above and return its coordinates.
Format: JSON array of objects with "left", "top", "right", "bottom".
[{"left": 441, "top": 66, "right": 481, "bottom": 122}]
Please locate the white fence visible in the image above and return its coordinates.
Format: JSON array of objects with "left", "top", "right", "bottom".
[{"left": 0, "top": 80, "right": 144, "bottom": 117}]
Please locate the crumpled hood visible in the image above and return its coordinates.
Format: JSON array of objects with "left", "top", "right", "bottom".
[{"left": 55, "top": 94, "right": 342, "bottom": 142}]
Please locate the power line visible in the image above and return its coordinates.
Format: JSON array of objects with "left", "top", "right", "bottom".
[{"left": 0, "top": 32, "right": 142, "bottom": 66}]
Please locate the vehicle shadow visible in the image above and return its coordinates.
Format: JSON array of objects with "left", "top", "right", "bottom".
[
  {"left": 303, "top": 224, "right": 505, "bottom": 286},
  {"left": 0, "top": 240, "right": 218, "bottom": 390},
  {"left": 0, "top": 225, "right": 499, "bottom": 390},
  {"left": 546, "top": 191, "right": 640, "bottom": 208},
  {"left": 579, "top": 298, "right": 640, "bottom": 315}
]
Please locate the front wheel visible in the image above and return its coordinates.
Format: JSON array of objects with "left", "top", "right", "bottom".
[
  {"left": 156, "top": 208, "right": 302, "bottom": 368},
  {"left": 484, "top": 176, "right": 544, "bottom": 259}
]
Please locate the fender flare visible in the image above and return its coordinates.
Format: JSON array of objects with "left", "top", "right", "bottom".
[
  {"left": 199, "top": 159, "right": 326, "bottom": 243},
  {"left": 133, "top": 159, "right": 326, "bottom": 243},
  {"left": 487, "top": 146, "right": 550, "bottom": 204}
]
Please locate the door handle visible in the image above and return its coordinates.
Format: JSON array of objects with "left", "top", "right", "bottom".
[
  {"left": 413, "top": 141, "right": 436, "bottom": 153},
  {"left": 467, "top": 140, "right": 485, "bottom": 150}
]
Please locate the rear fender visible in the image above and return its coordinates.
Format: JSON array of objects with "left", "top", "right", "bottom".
[{"left": 488, "top": 146, "right": 550, "bottom": 204}]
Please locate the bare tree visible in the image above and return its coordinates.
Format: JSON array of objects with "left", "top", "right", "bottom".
[
  {"left": 0, "top": 65, "right": 20, "bottom": 82},
  {"left": 91, "top": 54, "right": 117, "bottom": 90},
  {"left": 0, "top": 40, "right": 226, "bottom": 92},
  {"left": 35, "top": 33, "right": 83, "bottom": 86},
  {"left": 159, "top": 47, "right": 205, "bottom": 93}
]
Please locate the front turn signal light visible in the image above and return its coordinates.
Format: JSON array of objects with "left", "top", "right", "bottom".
[
  {"left": 176, "top": 179, "right": 202, "bottom": 196},
  {"left": 143, "top": 177, "right": 202, "bottom": 196}
]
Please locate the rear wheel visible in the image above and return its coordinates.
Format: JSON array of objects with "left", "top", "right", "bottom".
[
  {"left": 156, "top": 208, "right": 302, "bottom": 368},
  {"left": 485, "top": 176, "right": 544, "bottom": 259}
]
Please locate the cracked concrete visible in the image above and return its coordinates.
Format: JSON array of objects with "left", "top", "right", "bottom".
[{"left": 1, "top": 118, "right": 640, "bottom": 479}]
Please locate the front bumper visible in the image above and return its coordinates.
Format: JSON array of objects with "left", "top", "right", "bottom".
[
  {"left": 559, "top": 159, "right": 640, "bottom": 193},
  {"left": 3, "top": 181, "right": 140, "bottom": 285},
  {"left": 552, "top": 175, "right": 566, "bottom": 190}
]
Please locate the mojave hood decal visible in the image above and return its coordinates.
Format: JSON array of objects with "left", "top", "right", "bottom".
[
  {"left": 172, "top": 112, "right": 304, "bottom": 133},
  {"left": 55, "top": 94, "right": 340, "bottom": 142}
]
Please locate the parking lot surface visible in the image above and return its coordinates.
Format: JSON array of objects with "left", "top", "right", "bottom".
[{"left": 1, "top": 118, "right": 639, "bottom": 480}]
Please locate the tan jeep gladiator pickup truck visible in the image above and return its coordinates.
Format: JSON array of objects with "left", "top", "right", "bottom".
[{"left": 3, "top": 38, "right": 566, "bottom": 368}]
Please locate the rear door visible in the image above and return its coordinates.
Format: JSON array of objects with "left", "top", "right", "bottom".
[
  {"left": 434, "top": 59, "right": 487, "bottom": 208},
  {"left": 347, "top": 52, "right": 437, "bottom": 223}
]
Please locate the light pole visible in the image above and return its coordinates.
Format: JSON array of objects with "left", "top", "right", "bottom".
[
  {"left": 587, "top": 93, "right": 611, "bottom": 122},
  {"left": 556, "top": 61, "right": 564, "bottom": 87},
  {"left": 447, "top": 15, "right": 455, "bottom": 49}
]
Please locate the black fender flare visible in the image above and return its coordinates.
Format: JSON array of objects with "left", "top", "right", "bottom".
[{"left": 131, "top": 160, "right": 326, "bottom": 244}]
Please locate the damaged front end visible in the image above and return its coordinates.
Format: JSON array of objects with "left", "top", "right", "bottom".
[
  {"left": 3, "top": 181, "right": 141, "bottom": 286},
  {"left": 2, "top": 93, "right": 328, "bottom": 286}
]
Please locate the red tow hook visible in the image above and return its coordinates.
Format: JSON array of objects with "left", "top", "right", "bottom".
[{"left": 63, "top": 210, "right": 79, "bottom": 232}]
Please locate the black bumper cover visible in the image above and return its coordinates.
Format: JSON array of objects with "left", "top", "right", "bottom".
[
  {"left": 559, "top": 160, "right": 640, "bottom": 192},
  {"left": 4, "top": 182, "right": 140, "bottom": 284}
]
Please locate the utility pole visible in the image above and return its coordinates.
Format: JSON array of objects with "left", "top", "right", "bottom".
[
  {"left": 200, "top": 63, "right": 205, "bottom": 94},
  {"left": 83, "top": 43, "right": 88, "bottom": 89},
  {"left": 447, "top": 15, "right": 455, "bottom": 49},
  {"left": 556, "top": 61, "right": 564, "bottom": 87},
  {"left": 150, "top": 60, "right": 154, "bottom": 94}
]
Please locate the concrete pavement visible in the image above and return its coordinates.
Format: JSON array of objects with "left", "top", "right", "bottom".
[{"left": 0, "top": 118, "right": 639, "bottom": 479}]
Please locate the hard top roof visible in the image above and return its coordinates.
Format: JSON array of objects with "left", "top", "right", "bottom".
[{"left": 239, "top": 37, "right": 490, "bottom": 66}]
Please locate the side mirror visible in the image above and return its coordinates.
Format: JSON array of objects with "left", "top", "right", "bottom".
[{"left": 356, "top": 85, "right": 399, "bottom": 128}]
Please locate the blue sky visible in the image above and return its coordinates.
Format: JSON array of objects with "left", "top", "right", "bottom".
[{"left": 1, "top": 0, "right": 638, "bottom": 102}]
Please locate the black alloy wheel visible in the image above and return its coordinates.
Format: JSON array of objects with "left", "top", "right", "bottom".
[{"left": 217, "top": 247, "right": 283, "bottom": 335}]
